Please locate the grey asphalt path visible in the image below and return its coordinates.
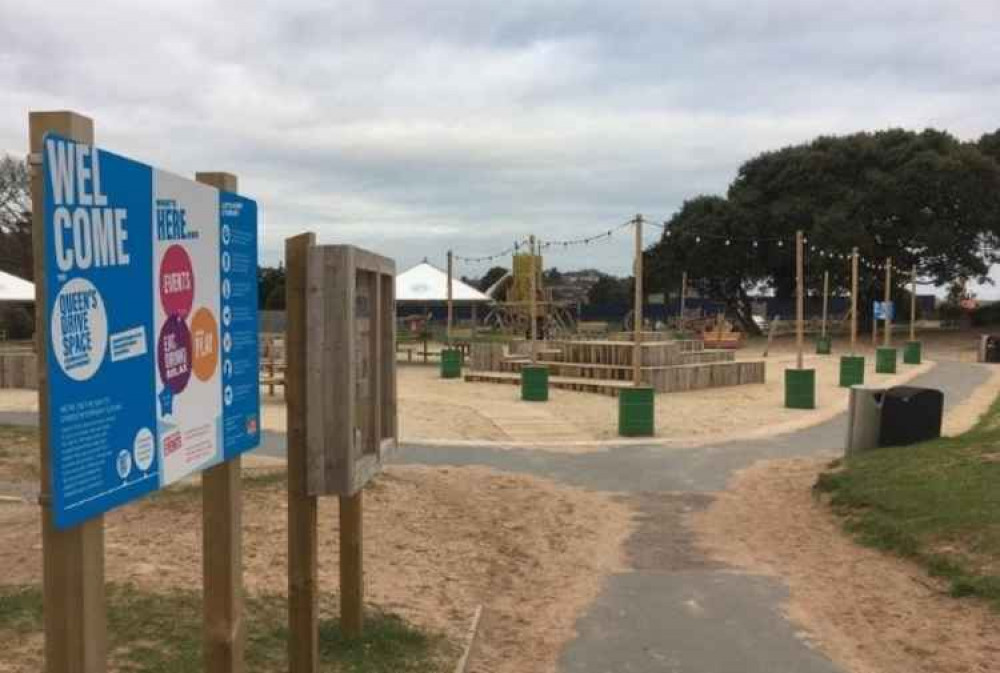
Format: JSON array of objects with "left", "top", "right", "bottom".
[{"left": 2, "top": 361, "right": 991, "bottom": 671}]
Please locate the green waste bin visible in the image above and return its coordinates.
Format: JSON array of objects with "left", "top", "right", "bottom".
[
  {"left": 816, "top": 335, "right": 833, "bottom": 355},
  {"left": 875, "top": 347, "right": 897, "bottom": 374},
  {"left": 839, "top": 355, "right": 865, "bottom": 387},
  {"left": 618, "top": 386, "right": 655, "bottom": 437},
  {"left": 440, "top": 348, "right": 462, "bottom": 379},
  {"left": 903, "top": 341, "right": 922, "bottom": 365},
  {"left": 521, "top": 365, "right": 549, "bottom": 401},
  {"left": 785, "top": 368, "right": 816, "bottom": 409}
]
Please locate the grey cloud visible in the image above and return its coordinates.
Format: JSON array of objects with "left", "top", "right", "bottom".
[{"left": 1, "top": 0, "right": 998, "bottom": 277}]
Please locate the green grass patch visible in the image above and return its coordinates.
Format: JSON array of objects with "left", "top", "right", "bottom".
[
  {"left": 815, "top": 395, "right": 1000, "bottom": 608},
  {"left": 0, "top": 583, "right": 453, "bottom": 672}
]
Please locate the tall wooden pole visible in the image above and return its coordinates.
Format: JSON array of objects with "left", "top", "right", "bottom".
[
  {"left": 884, "top": 257, "right": 893, "bottom": 347},
  {"left": 679, "top": 270, "right": 687, "bottom": 328},
  {"left": 339, "top": 491, "right": 364, "bottom": 638},
  {"left": 633, "top": 215, "right": 644, "bottom": 386},
  {"left": 796, "top": 230, "right": 804, "bottom": 370},
  {"left": 850, "top": 248, "right": 859, "bottom": 354},
  {"left": 910, "top": 264, "right": 917, "bottom": 342},
  {"left": 446, "top": 249, "right": 454, "bottom": 346},
  {"left": 286, "top": 233, "right": 319, "bottom": 672},
  {"left": 31, "top": 110, "right": 107, "bottom": 673},
  {"left": 529, "top": 235, "right": 538, "bottom": 363},
  {"left": 821, "top": 270, "right": 829, "bottom": 338},
  {"left": 197, "top": 172, "right": 244, "bottom": 673}
]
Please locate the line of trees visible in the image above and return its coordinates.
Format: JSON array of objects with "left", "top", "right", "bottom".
[{"left": 645, "top": 128, "right": 1000, "bottom": 334}]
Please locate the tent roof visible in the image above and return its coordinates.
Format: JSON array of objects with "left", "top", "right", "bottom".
[
  {"left": 396, "top": 261, "right": 490, "bottom": 303},
  {"left": 0, "top": 271, "right": 34, "bottom": 302}
]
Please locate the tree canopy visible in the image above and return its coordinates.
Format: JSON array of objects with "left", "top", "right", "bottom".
[
  {"left": 0, "top": 155, "right": 32, "bottom": 280},
  {"left": 646, "top": 128, "right": 1000, "bottom": 332}
]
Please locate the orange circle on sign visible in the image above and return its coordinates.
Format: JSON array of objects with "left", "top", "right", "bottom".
[{"left": 190, "top": 307, "right": 219, "bottom": 382}]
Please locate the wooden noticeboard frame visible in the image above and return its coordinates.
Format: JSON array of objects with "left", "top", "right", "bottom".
[{"left": 305, "top": 245, "right": 397, "bottom": 496}]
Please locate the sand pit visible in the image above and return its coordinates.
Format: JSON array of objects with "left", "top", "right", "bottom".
[
  {"left": 692, "top": 457, "right": 999, "bottom": 673},
  {"left": 0, "top": 465, "right": 633, "bottom": 673}
]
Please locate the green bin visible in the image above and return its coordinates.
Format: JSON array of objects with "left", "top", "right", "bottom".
[
  {"left": 440, "top": 348, "right": 462, "bottom": 379},
  {"left": 785, "top": 368, "right": 816, "bottom": 409},
  {"left": 521, "top": 365, "right": 549, "bottom": 401},
  {"left": 903, "top": 341, "right": 922, "bottom": 365},
  {"left": 815, "top": 335, "right": 832, "bottom": 355},
  {"left": 875, "top": 347, "right": 897, "bottom": 374},
  {"left": 618, "top": 386, "right": 655, "bottom": 437},
  {"left": 839, "top": 355, "right": 865, "bottom": 387}
]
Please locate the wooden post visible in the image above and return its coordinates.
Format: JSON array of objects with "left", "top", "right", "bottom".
[
  {"left": 286, "top": 233, "right": 319, "bottom": 673},
  {"left": 339, "top": 492, "right": 364, "bottom": 637},
  {"left": 529, "top": 235, "right": 538, "bottom": 363},
  {"left": 910, "top": 264, "right": 917, "bottom": 342},
  {"left": 850, "top": 248, "right": 858, "bottom": 354},
  {"left": 196, "top": 172, "right": 244, "bottom": 673},
  {"left": 821, "top": 270, "right": 829, "bottom": 338},
  {"left": 679, "top": 270, "right": 687, "bottom": 328},
  {"left": 796, "top": 230, "right": 804, "bottom": 369},
  {"left": 633, "top": 215, "right": 644, "bottom": 386},
  {"left": 31, "top": 110, "right": 108, "bottom": 673},
  {"left": 884, "top": 257, "right": 893, "bottom": 347},
  {"left": 446, "top": 250, "right": 454, "bottom": 346}
]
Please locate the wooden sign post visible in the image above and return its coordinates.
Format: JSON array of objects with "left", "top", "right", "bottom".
[
  {"left": 287, "top": 238, "right": 397, "bottom": 649},
  {"left": 633, "top": 215, "right": 644, "bottom": 386},
  {"left": 285, "top": 233, "right": 319, "bottom": 672},
  {"left": 196, "top": 172, "right": 244, "bottom": 673},
  {"left": 31, "top": 110, "right": 108, "bottom": 673}
]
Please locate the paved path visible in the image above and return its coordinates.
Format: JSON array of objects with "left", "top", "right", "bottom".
[
  {"left": 2, "top": 361, "right": 990, "bottom": 671},
  {"left": 390, "top": 361, "right": 991, "bottom": 673}
]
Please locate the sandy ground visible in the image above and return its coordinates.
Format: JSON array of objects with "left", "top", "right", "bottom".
[
  {"left": 4, "top": 331, "right": 990, "bottom": 449},
  {"left": 692, "top": 457, "right": 999, "bottom": 673},
  {"left": 0, "top": 465, "right": 633, "bottom": 673}
]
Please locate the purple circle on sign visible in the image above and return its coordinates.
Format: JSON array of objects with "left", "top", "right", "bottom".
[{"left": 157, "top": 315, "right": 192, "bottom": 394}]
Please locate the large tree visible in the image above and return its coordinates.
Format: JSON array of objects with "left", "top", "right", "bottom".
[
  {"left": 0, "top": 155, "right": 32, "bottom": 280},
  {"left": 646, "top": 128, "right": 1000, "bottom": 333},
  {"left": 477, "top": 265, "right": 508, "bottom": 292}
]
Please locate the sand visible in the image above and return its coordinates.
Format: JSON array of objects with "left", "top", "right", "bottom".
[
  {"left": 692, "top": 457, "right": 999, "bottom": 673},
  {"left": 0, "top": 465, "right": 633, "bottom": 673}
]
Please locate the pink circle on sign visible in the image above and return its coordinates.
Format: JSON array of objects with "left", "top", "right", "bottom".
[{"left": 159, "top": 245, "right": 195, "bottom": 318}]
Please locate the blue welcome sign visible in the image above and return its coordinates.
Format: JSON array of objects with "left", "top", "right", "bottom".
[{"left": 43, "top": 134, "right": 260, "bottom": 528}]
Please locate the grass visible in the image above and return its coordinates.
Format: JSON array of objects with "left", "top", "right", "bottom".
[
  {"left": 815, "top": 395, "right": 1000, "bottom": 608},
  {"left": 0, "top": 583, "right": 453, "bottom": 672}
]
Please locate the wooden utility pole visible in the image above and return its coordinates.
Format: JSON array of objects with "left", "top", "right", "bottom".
[
  {"left": 884, "top": 257, "right": 893, "bottom": 347},
  {"left": 446, "top": 249, "right": 454, "bottom": 346},
  {"left": 796, "top": 230, "right": 804, "bottom": 369},
  {"left": 679, "top": 270, "right": 687, "bottom": 328},
  {"left": 31, "top": 110, "right": 107, "bottom": 673},
  {"left": 529, "top": 235, "right": 538, "bottom": 363},
  {"left": 850, "top": 248, "right": 859, "bottom": 354},
  {"left": 196, "top": 171, "right": 244, "bottom": 673},
  {"left": 821, "top": 270, "right": 829, "bottom": 338},
  {"left": 286, "top": 233, "right": 319, "bottom": 672},
  {"left": 633, "top": 215, "right": 644, "bottom": 386},
  {"left": 910, "top": 264, "right": 917, "bottom": 342}
]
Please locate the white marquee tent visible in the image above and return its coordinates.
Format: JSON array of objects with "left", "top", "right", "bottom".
[
  {"left": 0, "top": 271, "right": 34, "bottom": 302},
  {"left": 395, "top": 261, "right": 490, "bottom": 304}
]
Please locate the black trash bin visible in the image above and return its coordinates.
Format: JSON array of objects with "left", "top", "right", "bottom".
[
  {"left": 988, "top": 336, "right": 1000, "bottom": 363},
  {"left": 879, "top": 386, "right": 944, "bottom": 448}
]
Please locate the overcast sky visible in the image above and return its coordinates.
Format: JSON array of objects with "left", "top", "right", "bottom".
[{"left": 2, "top": 0, "right": 998, "bottom": 285}]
